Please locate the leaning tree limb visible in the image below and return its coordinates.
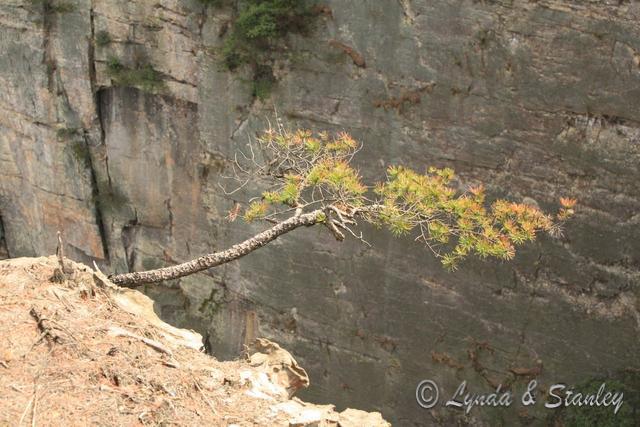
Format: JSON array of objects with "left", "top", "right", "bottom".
[
  {"left": 108, "top": 126, "right": 574, "bottom": 287},
  {"left": 110, "top": 209, "right": 324, "bottom": 287}
]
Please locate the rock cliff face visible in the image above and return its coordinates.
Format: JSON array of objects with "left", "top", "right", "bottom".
[{"left": 1, "top": 0, "right": 639, "bottom": 424}]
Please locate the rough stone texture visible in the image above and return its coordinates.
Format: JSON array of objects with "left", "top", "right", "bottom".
[{"left": 1, "top": 0, "right": 639, "bottom": 425}]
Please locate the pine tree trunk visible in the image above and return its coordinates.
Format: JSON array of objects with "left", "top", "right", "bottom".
[{"left": 110, "top": 209, "right": 322, "bottom": 286}]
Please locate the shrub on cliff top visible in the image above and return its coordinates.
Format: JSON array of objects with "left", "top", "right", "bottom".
[
  {"left": 213, "top": 0, "right": 315, "bottom": 70},
  {"left": 235, "top": 0, "right": 312, "bottom": 41},
  {"left": 198, "top": 0, "right": 317, "bottom": 100}
]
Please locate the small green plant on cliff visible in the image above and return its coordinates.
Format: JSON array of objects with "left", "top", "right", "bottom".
[
  {"left": 106, "top": 56, "right": 164, "bottom": 93},
  {"left": 202, "top": 0, "right": 316, "bottom": 100},
  {"left": 58, "top": 129, "right": 91, "bottom": 169},
  {"left": 29, "top": 0, "right": 75, "bottom": 13},
  {"left": 199, "top": 288, "right": 226, "bottom": 317},
  {"left": 220, "top": 0, "right": 314, "bottom": 70},
  {"left": 95, "top": 31, "right": 112, "bottom": 47},
  {"left": 252, "top": 77, "right": 274, "bottom": 100},
  {"left": 251, "top": 64, "right": 276, "bottom": 100},
  {"left": 110, "top": 125, "right": 576, "bottom": 286},
  {"left": 56, "top": 127, "right": 79, "bottom": 140},
  {"left": 66, "top": 139, "right": 91, "bottom": 168}
]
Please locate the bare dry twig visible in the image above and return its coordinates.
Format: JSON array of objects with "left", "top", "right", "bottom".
[
  {"left": 108, "top": 326, "right": 173, "bottom": 357},
  {"left": 30, "top": 308, "right": 64, "bottom": 346},
  {"left": 193, "top": 378, "right": 218, "bottom": 416}
]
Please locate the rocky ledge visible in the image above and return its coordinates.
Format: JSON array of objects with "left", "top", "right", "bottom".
[{"left": 0, "top": 256, "right": 389, "bottom": 426}]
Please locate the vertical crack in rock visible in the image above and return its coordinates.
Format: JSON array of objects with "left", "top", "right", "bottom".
[
  {"left": 86, "top": 6, "right": 111, "bottom": 261},
  {"left": 165, "top": 198, "right": 174, "bottom": 238},
  {"left": 88, "top": 4, "right": 97, "bottom": 94},
  {"left": 39, "top": 2, "right": 56, "bottom": 93},
  {"left": 0, "top": 214, "right": 9, "bottom": 259},
  {"left": 83, "top": 130, "right": 111, "bottom": 261},
  {"left": 96, "top": 90, "right": 113, "bottom": 188},
  {"left": 121, "top": 218, "right": 139, "bottom": 273}
]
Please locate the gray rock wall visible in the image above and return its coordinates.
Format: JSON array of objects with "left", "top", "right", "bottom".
[{"left": 1, "top": 0, "right": 639, "bottom": 424}]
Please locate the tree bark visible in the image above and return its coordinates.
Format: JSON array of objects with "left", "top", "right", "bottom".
[{"left": 110, "top": 209, "right": 322, "bottom": 286}]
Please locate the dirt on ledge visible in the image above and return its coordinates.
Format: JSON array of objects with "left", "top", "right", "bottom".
[{"left": 0, "top": 256, "right": 389, "bottom": 427}]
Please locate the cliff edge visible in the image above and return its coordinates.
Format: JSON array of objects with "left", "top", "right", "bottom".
[{"left": 0, "top": 256, "right": 389, "bottom": 426}]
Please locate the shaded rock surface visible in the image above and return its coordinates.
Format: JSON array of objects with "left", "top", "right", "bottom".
[{"left": 0, "top": 0, "right": 639, "bottom": 424}]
